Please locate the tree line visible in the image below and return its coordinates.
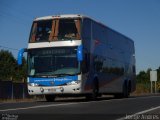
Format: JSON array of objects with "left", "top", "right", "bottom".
[
  {"left": 136, "top": 67, "right": 160, "bottom": 84},
  {"left": 0, "top": 50, "right": 26, "bottom": 82}
]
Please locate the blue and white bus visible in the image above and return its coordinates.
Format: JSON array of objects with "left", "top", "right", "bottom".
[{"left": 18, "top": 14, "right": 136, "bottom": 101}]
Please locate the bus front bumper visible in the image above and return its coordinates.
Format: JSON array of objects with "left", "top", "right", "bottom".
[{"left": 28, "top": 83, "right": 81, "bottom": 95}]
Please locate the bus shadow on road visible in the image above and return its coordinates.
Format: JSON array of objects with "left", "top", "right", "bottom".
[
  {"left": 37, "top": 94, "right": 146, "bottom": 103},
  {"left": 37, "top": 95, "right": 124, "bottom": 103}
]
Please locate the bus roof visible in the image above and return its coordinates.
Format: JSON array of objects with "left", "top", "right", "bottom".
[
  {"left": 34, "top": 14, "right": 87, "bottom": 21},
  {"left": 34, "top": 14, "right": 134, "bottom": 43}
]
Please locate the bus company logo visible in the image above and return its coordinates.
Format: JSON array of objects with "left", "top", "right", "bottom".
[
  {"left": 35, "top": 79, "right": 53, "bottom": 82},
  {"left": 34, "top": 78, "right": 72, "bottom": 82},
  {"left": 53, "top": 78, "right": 72, "bottom": 82}
]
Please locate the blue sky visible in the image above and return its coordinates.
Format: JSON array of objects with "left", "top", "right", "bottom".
[{"left": 0, "top": 0, "right": 160, "bottom": 73}]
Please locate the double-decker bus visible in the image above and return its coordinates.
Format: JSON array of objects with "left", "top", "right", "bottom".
[{"left": 18, "top": 14, "right": 136, "bottom": 101}]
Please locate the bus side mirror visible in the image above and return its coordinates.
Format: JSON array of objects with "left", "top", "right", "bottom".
[
  {"left": 77, "top": 45, "right": 83, "bottom": 61},
  {"left": 17, "top": 48, "right": 27, "bottom": 65}
]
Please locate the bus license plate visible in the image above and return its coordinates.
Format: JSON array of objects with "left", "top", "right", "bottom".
[
  {"left": 48, "top": 88, "right": 56, "bottom": 92},
  {"left": 48, "top": 88, "right": 61, "bottom": 92}
]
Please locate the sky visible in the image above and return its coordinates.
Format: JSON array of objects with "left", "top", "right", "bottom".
[{"left": 0, "top": 0, "right": 160, "bottom": 73}]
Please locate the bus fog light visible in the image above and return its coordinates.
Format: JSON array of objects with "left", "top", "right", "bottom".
[
  {"left": 40, "top": 87, "right": 44, "bottom": 93},
  {"left": 60, "top": 87, "right": 64, "bottom": 92}
]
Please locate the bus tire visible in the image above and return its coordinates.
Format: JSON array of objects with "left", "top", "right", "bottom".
[
  {"left": 115, "top": 81, "right": 130, "bottom": 98},
  {"left": 123, "top": 82, "right": 129, "bottom": 98},
  {"left": 86, "top": 79, "right": 99, "bottom": 100},
  {"left": 45, "top": 95, "right": 56, "bottom": 102}
]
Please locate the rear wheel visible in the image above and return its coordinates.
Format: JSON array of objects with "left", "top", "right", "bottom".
[
  {"left": 45, "top": 95, "right": 56, "bottom": 102},
  {"left": 114, "top": 81, "right": 130, "bottom": 98}
]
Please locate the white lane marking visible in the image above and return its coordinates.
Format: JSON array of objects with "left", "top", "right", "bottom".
[
  {"left": 0, "top": 102, "right": 79, "bottom": 112},
  {"left": 0, "top": 95, "right": 160, "bottom": 112},
  {"left": 0, "top": 98, "right": 115, "bottom": 112},
  {"left": 116, "top": 106, "right": 160, "bottom": 120}
]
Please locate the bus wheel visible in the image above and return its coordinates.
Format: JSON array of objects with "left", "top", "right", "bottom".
[
  {"left": 45, "top": 95, "right": 56, "bottom": 102},
  {"left": 123, "top": 82, "right": 130, "bottom": 98},
  {"left": 114, "top": 82, "right": 130, "bottom": 98},
  {"left": 86, "top": 79, "right": 99, "bottom": 100}
]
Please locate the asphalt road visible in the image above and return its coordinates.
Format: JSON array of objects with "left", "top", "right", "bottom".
[{"left": 0, "top": 95, "right": 160, "bottom": 120}]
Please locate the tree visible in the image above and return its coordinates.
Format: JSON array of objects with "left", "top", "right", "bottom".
[
  {"left": 156, "top": 67, "right": 160, "bottom": 81},
  {"left": 136, "top": 68, "right": 152, "bottom": 84},
  {"left": 136, "top": 68, "right": 160, "bottom": 84},
  {"left": 0, "top": 50, "right": 16, "bottom": 81},
  {"left": 14, "top": 57, "right": 27, "bottom": 82},
  {"left": 0, "top": 50, "right": 27, "bottom": 82}
]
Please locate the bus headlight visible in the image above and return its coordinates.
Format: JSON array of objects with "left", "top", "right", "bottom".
[
  {"left": 66, "top": 80, "right": 81, "bottom": 85},
  {"left": 28, "top": 83, "right": 39, "bottom": 87}
]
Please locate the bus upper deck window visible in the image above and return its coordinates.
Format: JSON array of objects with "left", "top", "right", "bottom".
[
  {"left": 30, "top": 20, "right": 52, "bottom": 42},
  {"left": 29, "top": 19, "right": 81, "bottom": 42},
  {"left": 57, "top": 19, "right": 81, "bottom": 40}
]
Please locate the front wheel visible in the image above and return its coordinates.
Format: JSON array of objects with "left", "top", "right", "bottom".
[
  {"left": 86, "top": 79, "right": 99, "bottom": 100},
  {"left": 45, "top": 95, "right": 56, "bottom": 102}
]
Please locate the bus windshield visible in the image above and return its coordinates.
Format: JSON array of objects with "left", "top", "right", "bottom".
[
  {"left": 28, "top": 47, "right": 80, "bottom": 77},
  {"left": 29, "top": 19, "right": 81, "bottom": 42}
]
